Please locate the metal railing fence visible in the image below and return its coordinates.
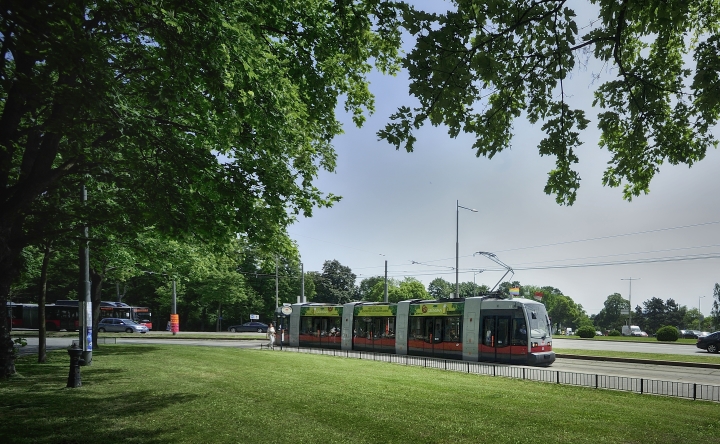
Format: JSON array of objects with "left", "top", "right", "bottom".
[{"left": 263, "top": 345, "right": 720, "bottom": 403}]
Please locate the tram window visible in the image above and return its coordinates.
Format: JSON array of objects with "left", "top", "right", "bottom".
[
  {"left": 409, "top": 317, "right": 423, "bottom": 340},
  {"left": 512, "top": 318, "right": 527, "bottom": 345},
  {"left": 496, "top": 318, "right": 509, "bottom": 347},
  {"left": 483, "top": 317, "right": 495, "bottom": 347},
  {"left": 444, "top": 317, "right": 461, "bottom": 342}
]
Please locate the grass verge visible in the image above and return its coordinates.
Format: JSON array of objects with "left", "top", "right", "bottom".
[
  {"left": 2, "top": 345, "right": 719, "bottom": 444},
  {"left": 557, "top": 348, "right": 720, "bottom": 364}
]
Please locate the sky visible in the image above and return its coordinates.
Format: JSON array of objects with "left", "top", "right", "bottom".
[{"left": 288, "top": 2, "right": 720, "bottom": 317}]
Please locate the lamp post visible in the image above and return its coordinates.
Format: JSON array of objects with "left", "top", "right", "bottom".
[
  {"left": 621, "top": 277, "right": 639, "bottom": 325},
  {"left": 456, "top": 200, "right": 478, "bottom": 298},
  {"left": 473, "top": 270, "right": 484, "bottom": 297},
  {"left": 699, "top": 296, "right": 706, "bottom": 328}
]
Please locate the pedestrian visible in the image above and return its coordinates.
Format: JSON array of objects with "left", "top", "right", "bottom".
[{"left": 267, "top": 322, "right": 276, "bottom": 350}]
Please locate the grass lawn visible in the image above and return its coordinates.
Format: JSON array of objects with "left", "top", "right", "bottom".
[{"left": 2, "top": 345, "right": 719, "bottom": 444}]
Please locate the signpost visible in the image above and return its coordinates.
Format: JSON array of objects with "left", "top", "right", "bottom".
[{"left": 250, "top": 314, "right": 259, "bottom": 320}]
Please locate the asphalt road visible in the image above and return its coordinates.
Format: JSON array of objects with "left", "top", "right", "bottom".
[{"left": 552, "top": 337, "right": 707, "bottom": 356}]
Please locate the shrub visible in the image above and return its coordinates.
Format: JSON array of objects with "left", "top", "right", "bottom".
[
  {"left": 576, "top": 326, "right": 596, "bottom": 338},
  {"left": 656, "top": 326, "right": 679, "bottom": 341},
  {"left": 608, "top": 329, "right": 621, "bottom": 336}
]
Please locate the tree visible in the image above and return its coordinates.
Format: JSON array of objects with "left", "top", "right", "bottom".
[
  {"left": 594, "top": 293, "right": 629, "bottom": 331},
  {"left": 640, "top": 297, "right": 686, "bottom": 334},
  {"left": 711, "top": 283, "right": 720, "bottom": 329},
  {"left": 547, "top": 295, "right": 579, "bottom": 332},
  {"left": 312, "top": 260, "right": 357, "bottom": 304},
  {"left": 427, "top": 278, "right": 452, "bottom": 299},
  {"left": 0, "top": 2, "right": 401, "bottom": 377},
  {"left": 395, "top": 277, "right": 429, "bottom": 302},
  {"left": 379, "top": 1, "right": 720, "bottom": 205},
  {"left": 356, "top": 276, "right": 384, "bottom": 301}
]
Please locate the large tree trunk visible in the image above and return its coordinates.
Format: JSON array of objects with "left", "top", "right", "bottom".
[
  {"left": 0, "top": 258, "right": 19, "bottom": 378},
  {"left": 38, "top": 242, "right": 53, "bottom": 363}
]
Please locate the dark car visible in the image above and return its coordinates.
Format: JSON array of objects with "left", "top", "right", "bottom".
[
  {"left": 228, "top": 321, "right": 268, "bottom": 333},
  {"left": 681, "top": 330, "right": 699, "bottom": 339},
  {"left": 696, "top": 331, "right": 720, "bottom": 353}
]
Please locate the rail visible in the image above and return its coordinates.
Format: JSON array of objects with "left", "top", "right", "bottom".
[{"left": 264, "top": 345, "right": 720, "bottom": 403}]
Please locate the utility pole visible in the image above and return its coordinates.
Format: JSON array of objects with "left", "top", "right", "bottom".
[
  {"left": 301, "top": 262, "right": 305, "bottom": 303},
  {"left": 171, "top": 279, "right": 177, "bottom": 335},
  {"left": 621, "top": 277, "right": 639, "bottom": 325},
  {"left": 456, "top": 200, "right": 478, "bottom": 298},
  {"left": 79, "top": 184, "right": 92, "bottom": 365},
  {"left": 275, "top": 257, "right": 279, "bottom": 309},
  {"left": 384, "top": 260, "right": 388, "bottom": 303}
]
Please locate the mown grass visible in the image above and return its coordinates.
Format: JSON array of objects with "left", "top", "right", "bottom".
[
  {"left": 557, "top": 348, "right": 720, "bottom": 364},
  {"left": 1, "top": 345, "right": 719, "bottom": 444}
]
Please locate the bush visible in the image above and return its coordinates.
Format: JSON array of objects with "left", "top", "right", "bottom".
[
  {"left": 655, "top": 326, "right": 679, "bottom": 341},
  {"left": 576, "top": 326, "right": 596, "bottom": 338},
  {"left": 608, "top": 329, "right": 621, "bottom": 336}
]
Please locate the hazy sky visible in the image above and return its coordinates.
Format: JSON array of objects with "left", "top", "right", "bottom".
[{"left": 289, "top": 2, "right": 720, "bottom": 316}]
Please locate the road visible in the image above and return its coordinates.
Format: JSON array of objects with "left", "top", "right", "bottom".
[
  {"left": 552, "top": 337, "right": 707, "bottom": 356},
  {"left": 16, "top": 335, "right": 720, "bottom": 385}
]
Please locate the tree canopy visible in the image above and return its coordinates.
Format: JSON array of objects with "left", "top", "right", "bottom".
[
  {"left": 0, "top": 1, "right": 401, "bottom": 378},
  {"left": 379, "top": 0, "right": 720, "bottom": 205}
]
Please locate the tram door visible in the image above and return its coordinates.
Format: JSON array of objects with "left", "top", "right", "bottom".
[{"left": 481, "top": 315, "right": 511, "bottom": 363}]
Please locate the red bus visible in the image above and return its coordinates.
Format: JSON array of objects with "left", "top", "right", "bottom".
[
  {"left": 56, "top": 300, "right": 154, "bottom": 330},
  {"left": 6, "top": 303, "right": 79, "bottom": 331}
]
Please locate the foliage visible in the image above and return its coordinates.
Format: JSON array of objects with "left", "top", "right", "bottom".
[
  {"left": 637, "top": 298, "right": 686, "bottom": 334},
  {"left": 0, "top": 0, "right": 402, "bottom": 377},
  {"left": 712, "top": 283, "right": 720, "bottom": 329},
  {"left": 608, "top": 330, "right": 621, "bottom": 336},
  {"left": 356, "top": 276, "right": 384, "bottom": 301},
  {"left": 576, "top": 326, "right": 596, "bottom": 338},
  {"left": 427, "top": 278, "right": 453, "bottom": 298},
  {"left": 379, "top": 0, "right": 720, "bottom": 205},
  {"left": 655, "top": 326, "right": 680, "bottom": 342},
  {"left": 311, "top": 260, "right": 357, "bottom": 304},
  {"left": 593, "top": 293, "right": 630, "bottom": 332}
]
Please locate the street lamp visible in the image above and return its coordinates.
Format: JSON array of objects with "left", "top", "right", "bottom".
[
  {"left": 473, "top": 269, "right": 484, "bottom": 297},
  {"left": 456, "top": 200, "right": 478, "bottom": 298},
  {"left": 699, "top": 295, "right": 706, "bottom": 316}
]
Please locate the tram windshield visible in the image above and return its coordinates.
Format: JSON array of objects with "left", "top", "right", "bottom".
[{"left": 527, "top": 306, "right": 552, "bottom": 339}]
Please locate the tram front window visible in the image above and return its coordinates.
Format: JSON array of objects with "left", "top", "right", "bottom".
[{"left": 528, "top": 309, "right": 551, "bottom": 338}]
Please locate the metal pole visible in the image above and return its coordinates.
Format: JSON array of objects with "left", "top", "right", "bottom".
[
  {"left": 171, "top": 279, "right": 177, "bottom": 335},
  {"left": 79, "top": 184, "right": 92, "bottom": 365},
  {"left": 455, "top": 201, "right": 478, "bottom": 299},
  {"left": 621, "top": 277, "right": 639, "bottom": 325},
  {"left": 301, "top": 262, "right": 305, "bottom": 303},
  {"left": 456, "top": 200, "right": 459, "bottom": 299},
  {"left": 275, "top": 257, "right": 279, "bottom": 309},
  {"left": 384, "top": 260, "right": 388, "bottom": 303}
]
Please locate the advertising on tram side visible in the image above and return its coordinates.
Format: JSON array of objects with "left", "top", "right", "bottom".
[
  {"left": 298, "top": 304, "right": 343, "bottom": 349},
  {"left": 352, "top": 304, "right": 397, "bottom": 353}
]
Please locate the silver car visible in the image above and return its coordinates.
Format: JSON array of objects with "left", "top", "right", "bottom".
[{"left": 98, "top": 318, "right": 149, "bottom": 333}]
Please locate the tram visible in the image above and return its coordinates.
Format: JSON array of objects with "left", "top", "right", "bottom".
[{"left": 285, "top": 296, "right": 555, "bottom": 366}]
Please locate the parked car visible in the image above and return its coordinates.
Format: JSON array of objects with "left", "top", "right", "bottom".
[
  {"left": 680, "top": 330, "right": 699, "bottom": 339},
  {"left": 696, "top": 331, "right": 720, "bottom": 353},
  {"left": 595, "top": 331, "right": 603, "bottom": 336},
  {"left": 98, "top": 318, "right": 149, "bottom": 333},
  {"left": 228, "top": 321, "right": 268, "bottom": 333}
]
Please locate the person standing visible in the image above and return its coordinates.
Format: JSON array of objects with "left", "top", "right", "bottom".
[{"left": 267, "top": 323, "right": 276, "bottom": 350}]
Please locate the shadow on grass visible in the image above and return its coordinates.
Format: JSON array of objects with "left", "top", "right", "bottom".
[{"left": 2, "top": 346, "right": 199, "bottom": 444}]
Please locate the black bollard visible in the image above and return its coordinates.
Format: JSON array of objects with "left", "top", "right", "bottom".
[{"left": 66, "top": 343, "right": 83, "bottom": 388}]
